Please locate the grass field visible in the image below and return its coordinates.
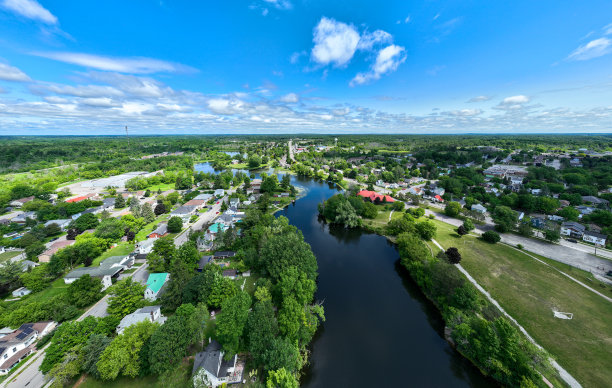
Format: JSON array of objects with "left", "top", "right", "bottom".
[
  {"left": 145, "top": 182, "right": 175, "bottom": 192},
  {"left": 430, "top": 219, "right": 612, "bottom": 388},
  {"left": 135, "top": 215, "right": 169, "bottom": 241},
  {"left": 92, "top": 242, "right": 135, "bottom": 266},
  {"left": 363, "top": 208, "right": 403, "bottom": 228},
  {"left": 0, "top": 250, "right": 22, "bottom": 263}
]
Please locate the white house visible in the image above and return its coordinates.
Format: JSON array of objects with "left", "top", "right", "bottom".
[
  {"left": 144, "top": 273, "right": 170, "bottom": 301},
  {"left": 0, "top": 322, "right": 55, "bottom": 375},
  {"left": 116, "top": 306, "right": 165, "bottom": 334},
  {"left": 64, "top": 255, "right": 133, "bottom": 290},
  {"left": 214, "top": 189, "right": 225, "bottom": 197},
  {"left": 135, "top": 238, "right": 157, "bottom": 255},
  {"left": 471, "top": 204, "right": 487, "bottom": 214},
  {"left": 583, "top": 231, "right": 607, "bottom": 246},
  {"left": 43, "top": 219, "right": 72, "bottom": 231},
  {"left": 560, "top": 222, "right": 586, "bottom": 238},
  {"left": 11, "top": 287, "right": 31, "bottom": 297},
  {"left": 192, "top": 340, "right": 242, "bottom": 387}
]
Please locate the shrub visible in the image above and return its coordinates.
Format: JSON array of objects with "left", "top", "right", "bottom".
[{"left": 482, "top": 231, "right": 501, "bottom": 244}]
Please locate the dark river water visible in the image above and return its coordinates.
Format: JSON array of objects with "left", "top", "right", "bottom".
[{"left": 194, "top": 164, "right": 492, "bottom": 387}]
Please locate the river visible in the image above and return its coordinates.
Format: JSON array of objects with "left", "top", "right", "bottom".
[{"left": 194, "top": 164, "right": 492, "bottom": 387}]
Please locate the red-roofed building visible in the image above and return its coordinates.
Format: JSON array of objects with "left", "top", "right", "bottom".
[
  {"left": 65, "top": 194, "right": 94, "bottom": 203},
  {"left": 357, "top": 190, "right": 395, "bottom": 203},
  {"left": 434, "top": 195, "right": 444, "bottom": 203}
]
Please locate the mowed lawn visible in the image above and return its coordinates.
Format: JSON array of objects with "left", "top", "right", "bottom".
[
  {"left": 431, "top": 220, "right": 612, "bottom": 388},
  {"left": 0, "top": 250, "right": 22, "bottom": 263}
]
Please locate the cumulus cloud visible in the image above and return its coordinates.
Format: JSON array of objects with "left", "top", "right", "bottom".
[
  {"left": 467, "top": 95, "right": 492, "bottom": 103},
  {"left": 567, "top": 38, "right": 611, "bottom": 61},
  {"left": 31, "top": 83, "right": 124, "bottom": 98},
  {"left": 350, "top": 45, "right": 406, "bottom": 86},
  {"left": 32, "top": 52, "right": 196, "bottom": 74},
  {"left": 311, "top": 17, "right": 361, "bottom": 67},
  {"left": 1, "top": 0, "right": 57, "bottom": 24},
  {"left": 0, "top": 62, "right": 31, "bottom": 82},
  {"left": 280, "top": 93, "right": 299, "bottom": 103},
  {"left": 308, "top": 17, "right": 406, "bottom": 85}
]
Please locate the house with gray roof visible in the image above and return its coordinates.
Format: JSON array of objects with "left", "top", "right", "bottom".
[
  {"left": 171, "top": 205, "right": 198, "bottom": 222},
  {"left": 560, "top": 222, "right": 586, "bottom": 238},
  {"left": 116, "top": 306, "right": 165, "bottom": 334},
  {"left": 44, "top": 219, "right": 72, "bottom": 230},
  {"left": 583, "top": 230, "right": 607, "bottom": 246},
  {"left": 192, "top": 340, "right": 242, "bottom": 387},
  {"left": 63, "top": 255, "right": 133, "bottom": 290}
]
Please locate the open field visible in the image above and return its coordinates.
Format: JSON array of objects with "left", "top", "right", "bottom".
[
  {"left": 362, "top": 208, "right": 403, "bottom": 228},
  {"left": 144, "top": 182, "right": 175, "bottom": 192},
  {"left": 430, "top": 219, "right": 612, "bottom": 388}
]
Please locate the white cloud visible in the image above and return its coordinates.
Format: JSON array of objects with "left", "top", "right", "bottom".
[
  {"left": 567, "top": 38, "right": 612, "bottom": 61},
  {"left": 1, "top": 0, "right": 57, "bottom": 24},
  {"left": 467, "top": 95, "right": 492, "bottom": 103},
  {"left": 87, "top": 72, "right": 170, "bottom": 98},
  {"left": 33, "top": 83, "right": 124, "bottom": 98},
  {"left": 446, "top": 109, "right": 482, "bottom": 117},
  {"left": 262, "top": 0, "right": 291, "bottom": 10},
  {"left": 280, "top": 93, "right": 299, "bottom": 103},
  {"left": 350, "top": 44, "right": 406, "bottom": 86},
  {"left": 0, "top": 62, "right": 31, "bottom": 82},
  {"left": 604, "top": 23, "right": 612, "bottom": 36},
  {"left": 290, "top": 51, "right": 306, "bottom": 64},
  {"left": 32, "top": 52, "right": 196, "bottom": 74},
  {"left": 502, "top": 95, "right": 530, "bottom": 104},
  {"left": 262, "top": 8, "right": 268, "bottom": 16},
  {"left": 357, "top": 29, "right": 392, "bottom": 51},
  {"left": 80, "top": 97, "right": 117, "bottom": 107},
  {"left": 405, "top": 16, "right": 411, "bottom": 23},
  {"left": 207, "top": 98, "right": 245, "bottom": 115},
  {"left": 311, "top": 17, "right": 360, "bottom": 67}
]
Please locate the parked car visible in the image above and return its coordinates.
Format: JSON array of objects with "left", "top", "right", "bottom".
[{"left": 567, "top": 238, "right": 577, "bottom": 243}]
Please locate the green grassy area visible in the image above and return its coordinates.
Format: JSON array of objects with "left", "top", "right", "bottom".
[
  {"left": 363, "top": 208, "right": 402, "bottom": 228},
  {"left": 77, "top": 358, "right": 193, "bottom": 388},
  {"left": 92, "top": 242, "right": 135, "bottom": 266},
  {"left": 0, "top": 250, "right": 22, "bottom": 263},
  {"left": 145, "top": 182, "right": 175, "bottom": 192},
  {"left": 430, "top": 219, "right": 612, "bottom": 388}
]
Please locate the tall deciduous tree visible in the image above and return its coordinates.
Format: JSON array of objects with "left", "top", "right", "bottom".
[
  {"left": 107, "top": 278, "right": 146, "bottom": 319},
  {"left": 216, "top": 291, "right": 251, "bottom": 356}
]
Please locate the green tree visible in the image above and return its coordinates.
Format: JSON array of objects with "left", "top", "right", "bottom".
[
  {"left": 140, "top": 203, "right": 155, "bottom": 223},
  {"left": 67, "top": 274, "right": 103, "bottom": 308},
  {"left": 167, "top": 216, "right": 183, "bottom": 233},
  {"left": 492, "top": 206, "right": 518, "bottom": 233},
  {"left": 261, "top": 175, "right": 279, "bottom": 193},
  {"left": 463, "top": 219, "right": 474, "bottom": 231},
  {"left": 216, "top": 291, "right": 251, "bottom": 356},
  {"left": 71, "top": 213, "right": 99, "bottom": 232},
  {"left": 444, "top": 201, "right": 462, "bottom": 217},
  {"left": 107, "top": 278, "right": 146, "bottom": 319},
  {"left": 114, "top": 194, "right": 126, "bottom": 209},
  {"left": 20, "top": 264, "right": 53, "bottom": 292},
  {"left": 415, "top": 221, "right": 437, "bottom": 241},
  {"left": 397, "top": 233, "right": 430, "bottom": 264},
  {"left": 517, "top": 222, "right": 533, "bottom": 237},
  {"left": 482, "top": 230, "right": 501, "bottom": 244},
  {"left": 96, "top": 320, "right": 158, "bottom": 380},
  {"left": 266, "top": 367, "right": 298, "bottom": 388},
  {"left": 260, "top": 230, "right": 318, "bottom": 281},
  {"left": 557, "top": 206, "right": 579, "bottom": 222},
  {"left": 544, "top": 229, "right": 560, "bottom": 243},
  {"left": 80, "top": 334, "right": 111, "bottom": 379},
  {"left": 95, "top": 218, "right": 126, "bottom": 240},
  {"left": 246, "top": 301, "right": 278, "bottom": 368}
]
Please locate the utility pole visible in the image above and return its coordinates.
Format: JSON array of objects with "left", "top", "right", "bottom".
[{"left": 125, "top": 125, "right": 130, "bottom": 148}]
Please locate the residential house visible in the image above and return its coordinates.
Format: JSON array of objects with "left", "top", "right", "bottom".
[
  {"left": 583, "top": 231, "right": 607, "bottom": 246},
  {"left": 11, "top": 287, "right": 30, "bottom": 297},
  {"left": 135, "top": 238, "right": 157, "bottom": 255},
  {"left": 12, "top": 212, "right": 37, "bottom": 224},
  {"left": 0, "top": 322, "right": 55, "bottom": 375},
  {"left": 194, "top": 193, "right": 213, "bottom": 202},
  {"left": 101, "top": 198, "right": 115, "bottom": 211},
  {"left": 20, "top": 260, "right": 38, "bottom": 272},
  {"left": 560, "top": 222, "right": 586, "bottom": 238},
  {"left": 148, "top": 223, "right": 168, "bottom": 239},
  {"left": 229, "top": 198, "right": 240, "bottom": 208},
  {"left": 581, "top": 196, "right": 609, "bottom": 207},
  {"left": 197, "top": 236, "right": 214, "bottom": 252},
  {"left": 171, "top": 205, "right": 198, "bottom": 222},
  {"left": 214, "top": 189, "right": 225, "bottom": 197},
  {"left": 357, "top": 190, "right": 395, "bottom": 203},
  {"left": 144, "top": 273, "right": 170, "bottom": 301},
  {"left": 192, "top": 340, "right": 242, "bottom": 387},
  {"left": 43, "top": 219, "right": 71, "bottom": 231},
  {"left": 39, "top": 240, "right": 75, "bottom": 263},
  {"left": 531, "top": 215, "right": 546, "bottom": 228},
  {"left": 471, "top": 204, "right": 487, "bottom": 214},
  {"left": 250, "top": 179, "right": 262, "bottom": 193},
  {"left": 8, "top": 196, "right": 35, "bottom": 208},
  {"left": 222, "top": 269, "right": 237, "bottom": 279},
  {"left": 63, "top": 255, "right": 134, "bottom": 290},
  {"left": 432, "top": 187, "right": 445, "bottom": 197},
  {"left": 547, "top": 215, "right": 564, "bottom": 222},
  {"left": 576, "top": 206, "right": 595, "bottom": 215},
  {"left": 184, "top": 199, "right": 206, "bottom": 210},
  {"left": 116, "top": 306, "right": 165, "bottom": 334},
  {"left": 214, "top": 251, "right": 236, "bottom": 259}
]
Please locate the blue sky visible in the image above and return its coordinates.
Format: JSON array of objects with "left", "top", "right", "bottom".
[{"left": 0, "top": 0, "right": 611, "bottom": 134}]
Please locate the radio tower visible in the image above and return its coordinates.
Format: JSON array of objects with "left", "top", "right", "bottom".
[{"left": 125, "top": 125, "right": 130, "bottom": 148}]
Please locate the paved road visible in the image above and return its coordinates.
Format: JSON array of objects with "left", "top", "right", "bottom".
[
  {"left": 558, "top": 239, "right": 612, "bottom": 261},
  {"left": 174, "top": 200, "right": 223, "bottom": 246}
]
